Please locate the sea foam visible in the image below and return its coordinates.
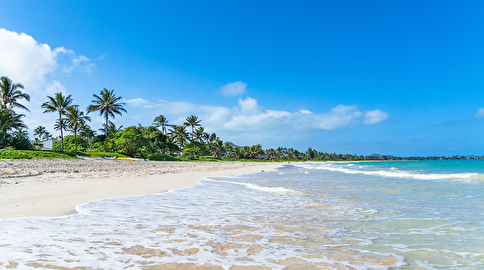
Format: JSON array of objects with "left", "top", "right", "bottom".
[{"left": 304, "top": 163, "right": 482, "bottom": 181}]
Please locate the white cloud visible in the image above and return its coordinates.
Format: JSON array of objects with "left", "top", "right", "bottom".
[
  {"left": 63, "top": 55, "right": 94, "bottom": 73},
  {"left": 0, "top": 28, "right": 59, "bottom": 92},
  {"left": 237, "top": 97, "right": 264, "bottom": 115},
  {"left": 124, "top": 98, "right": 152, "bottom": 108},
  {"left": 475, "top": 108, "right": 484, "bottom": 119},
  {"left": 0, "top": 28, "right": 93, "bottom": 94},
  {"left": 364, "top": 109, "right": 389, "bottom": 125},
  {"left": 45, "top": 80, "right": 68, "bottom": 95},
  {"left": 0, "top": 28, "right": 94, "bottom": 136},
  {"left": 299, "top": 109, "right": 312, "bottom": 114},
  {"left": 220, "top": 81, "right": 247, "bottom": 96},
  {"left": 312, "top": 105, "right": 362, "bottom": 130}
]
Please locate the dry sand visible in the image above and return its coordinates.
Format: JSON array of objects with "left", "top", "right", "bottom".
[{"left": 0, "top": 159, "right": 282, "bottom": 219}]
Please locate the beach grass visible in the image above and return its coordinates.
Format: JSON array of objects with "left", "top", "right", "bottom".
[{"left": 0, "top": 149, "right": 131, "bottom": 160}]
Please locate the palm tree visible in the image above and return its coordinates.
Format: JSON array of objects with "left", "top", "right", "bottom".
[
  {"left": 12, "top": 128, "right": 28, "bottom": 138},
  {"left": 0, "top": 76, "right": 30, "bottom": 112},
  {"left": 209, "top": 133, "right": 218, "bottom": 143},
  {"left": 44, "top": 131, "right": 52, "bottom": 140},
  {"left": 193, "top": 127, "right": 206, "bottom": 143},
  {"left": 266, "top": 148, "right": 277, "bottom": 159},
  {"left": 0, "top": 110, "right": 27, "bottom": 133},
  {"left": 33, "top": 126, "right": 49, "bottom": 140},
  {"left": 42, "top": 92, "right": 73, "bottom": 150},
  {"left": 65, "top": 106, "right": 91, "bottom": 152},
  {"left": 223, "top": 142, "right": 234, "bottom": 153},
  {"left": 153, "top": 115, "right": 169, "bottom": 134},
  {"left": 183, "top": 115, "right": 201, "bottom": 140},
  {"left": 87, "top": 88, "right": 126, "bottom": 138},
  {"left": 98, "top": 121, "right": 123, "bottom": 137},
  {"left": 169, "top": 125, "right": 189, "bottom": 149},
  {"left": 54, "top": 118, "right": 68, "bottom": 143},
  {"left": 79, "top": 122, "right": 95, "bottom": 141},
  {"left": 165, "top": 136, "right": 180, "bottom": 155},
  {"left": 202, "top": 132, "right": 210, "bottom": 144},
  {"left": 210, "top": 139, "right": 225, "bottom": 157}
]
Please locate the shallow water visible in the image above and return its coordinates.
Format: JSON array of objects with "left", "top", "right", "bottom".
[{"left": 0, "top": 160, "right": 483, "bottom": 269}]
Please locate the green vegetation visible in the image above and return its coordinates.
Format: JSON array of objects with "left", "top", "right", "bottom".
[
  {"left": 147, "top": 153, "right": 182, "bottom": 161},
  {"left": 33, "top": 126, "right": 51, "bottom": 140},
  {"left": 0, "top": 148, "right": 31, "bottom": 159},
  {"left": 0, "top": 148, "right": 75, "bottom": 159},
  {"left": 87, "top": 88, "right": 126, "bottom": 137},
  {"left": 42, "top": 92, "right": 73, "bottom": 150},
  {"left": 65, "top": 105, "right": 91, "bottom": 152},
  {"left": 53, "top": 135, "right": 88, "bottom": 152},
  {"left": 183, "top": 142, "right": 209, "bottom": 158},
  {"left": 82, "top": 150, "right": 127, "bottom": 158}
]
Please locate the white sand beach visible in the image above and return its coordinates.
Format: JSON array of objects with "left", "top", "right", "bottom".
[{"left": 0, "top": 159, "right": 282, "bottom": 219}]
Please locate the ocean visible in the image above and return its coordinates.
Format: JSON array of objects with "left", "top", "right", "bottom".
[{"left": 1, "top": 160, "right": 483, "bottom": 269}]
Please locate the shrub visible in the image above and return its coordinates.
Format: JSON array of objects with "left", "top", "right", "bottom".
[
  {"left": 182, "top": 142, "right": 209, "bottom": 158},
  {"left": 83, "top": 150, "right": 128, "bottom": 158},
  {"left": 105, "top": 130, "right": 153, "bottom": 158},
  {"left": 147, "top": 153, "right": 182, "bottom": 161},
  {"left": 0, "top": 148, "right": 31, "bottom": 159},
  {"left": 198, "top": 156, "right": 220, "bottom": 162},
  {"left": 89, "top": 134, "right": 106, "bottom": 147},
  {"left": 10, "top": 134, "right": 32, "bottom": 150},
  {"left": 0, "top": 131, "right": 32, "bottom": 150},
  {"left": 0, "top": 131, "right": 11, "bottom": 148},
  {"left": 22, "top": 150, "right": 76, "bottom": 159},
  {"left": 53, "top": 135, "right": 88, "bottom": 152},
  {"left": 32, "top": 140, "right": 43, "bottom": 150}
]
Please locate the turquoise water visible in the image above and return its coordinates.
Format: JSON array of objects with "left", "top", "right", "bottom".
[
  {"left": 0, "top": 160, "right": 483, "bottom": 269},
  {"left": 292, "top": 160, "right": 484, "bottom": 268}
]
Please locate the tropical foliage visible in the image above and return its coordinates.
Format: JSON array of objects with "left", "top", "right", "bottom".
[
  {"left": 183, "top": 141, "right": 209, "bottom": 158},
  {"left": 87, "top": 88, "right": 126, "bottom": 137},
  {"left": 0, "top": 131, "right": 32, "bottom": 150},
  {"left": 53, "top": 135, "right": 88, "bottom": 152},
  {"left": 65, "top": 106, "right": 91, "bottom": 151},
  {"left": 169, "top": 125, "right": 189, "bottom": 148},
  {"left": 33, "top": 126, "right": 51, "bottom": 140},
  {"left": 98, "top": 121, "right": 123, "bottom": 137},
  {"left": 184, "top": 115, "right": 201, "bottom": 140},
  {"left": 153, "top": 114, "right": 169, "bottom": 134},
  {"left": 0, "top": 76, "right": 32, "bottom": 149},
  {"left": 0, "top": 109, "right": 27, "bottom": 133},
  {"left": 0, "top": 76, "right": 30, "bottom": 112},
  {"left": 42, "top": 92, "right": 73, "bottom": 150}
]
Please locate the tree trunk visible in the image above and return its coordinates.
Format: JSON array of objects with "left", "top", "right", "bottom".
[
  {"left": 74, "top": 129, "right": 77, "bottom": 152},
  {"left": 59, "top": 112, "right": 64, "bottom": 150},
  {"left": 105, "top": 115, "right": 108, "bottom": 139}
]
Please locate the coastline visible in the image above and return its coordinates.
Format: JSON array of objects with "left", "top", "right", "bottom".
[{"left": 0, "top": 159, "right": 283, "bottom": 219}]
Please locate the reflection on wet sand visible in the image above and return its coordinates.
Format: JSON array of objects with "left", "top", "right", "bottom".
[{"left": 0, "top": 177, "right": 403, "bottom": 269}]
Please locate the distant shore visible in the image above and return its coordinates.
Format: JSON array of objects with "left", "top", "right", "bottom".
[{"left": 0, "top": 159, "right": 282, "bottom": 219}]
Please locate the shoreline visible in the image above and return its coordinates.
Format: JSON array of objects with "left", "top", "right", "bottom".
[{"left": 0, "top": 159, "right": 283, "bottom": 219}]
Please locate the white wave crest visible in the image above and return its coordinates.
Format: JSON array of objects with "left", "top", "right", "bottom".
[
  {"left": 246, "top": 183, "right": 300, "bottom": 194},
  {"left": 205, "top": 179, "right": 300, "bottom": 194},
  {"left": 314, "top": 165, "right": 480, "bottom": 181}
]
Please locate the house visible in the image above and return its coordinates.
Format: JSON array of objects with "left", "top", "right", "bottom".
[{"left": 42, "top": 139, "right": 57, "bottom": 150}]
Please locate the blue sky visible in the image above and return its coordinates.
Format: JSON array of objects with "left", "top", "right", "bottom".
[{"left": 1, "top": 0, "right": 484, "bottom": 156}]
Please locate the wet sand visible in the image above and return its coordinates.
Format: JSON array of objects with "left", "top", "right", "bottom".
[{"left": 0, "top": 159, "right": 282, "bottom": 219}]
